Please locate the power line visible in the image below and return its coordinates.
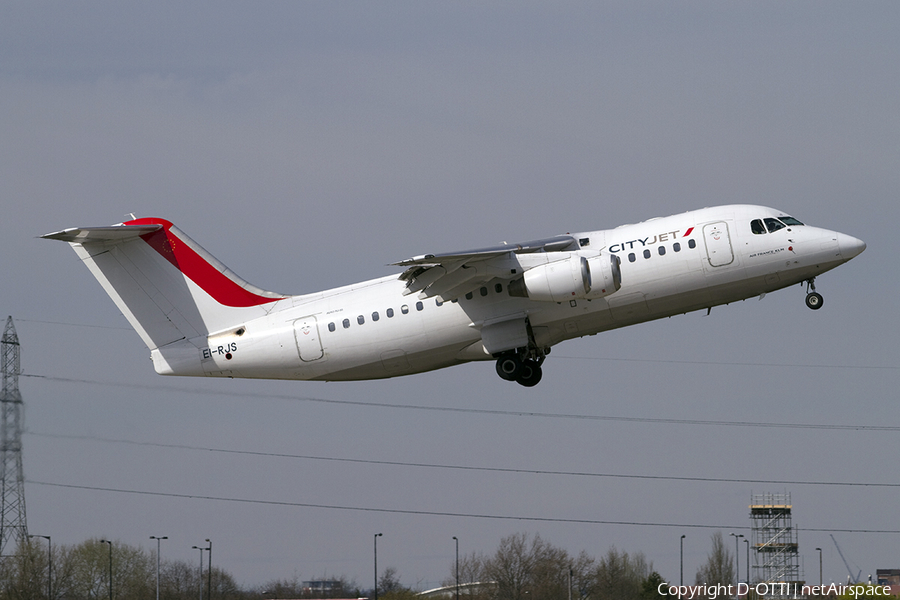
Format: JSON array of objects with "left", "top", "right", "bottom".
[
  {"left": 26, "top": 431, "right": 900, "bottom": 489},
  {"left": 15, "top": 318, "right": 131, "bottom": 331},
  {"left": 555, "top": 355, "right": 897, "bottom": 371},
  {"left": 25, "top": 480, "right": 900, "bottom": 535},
  {"left": 20, "top": 372, "right": 900, "bottom": 432}
]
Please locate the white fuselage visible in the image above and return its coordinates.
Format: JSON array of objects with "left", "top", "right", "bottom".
[{"left": 156, "top": 205, "right": 863, "bottom": 381}]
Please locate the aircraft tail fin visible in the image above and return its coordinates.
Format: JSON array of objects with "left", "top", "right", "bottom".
[{"left": 42, "top": 218, "right": 287, "bottom": 352}]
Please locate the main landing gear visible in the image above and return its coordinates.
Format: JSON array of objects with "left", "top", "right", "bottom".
[
  {"left": 805, "top": 278, "right": 824, "bottom": 310},
  {"left": 495, "top": 350, "right": 545, "bottom": 387}
]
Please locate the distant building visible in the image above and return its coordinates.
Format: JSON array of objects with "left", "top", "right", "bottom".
[
  {"left": 877, "top": 569, "right": 900, "bottom": 597},
  {"left": 303, "top": 580, "right": 344, "bottom": 595}
]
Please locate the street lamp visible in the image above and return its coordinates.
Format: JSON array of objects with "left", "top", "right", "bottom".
[
  {"left": 730, "top": 533, "right": 743, "bottom": 596},
  {"left": 680, "top": 535, "right": 686, "bottom": 587},
  {"left": 744, "top": 538, "right": 749, "bottom": 585},
  {"left": 150, "top": 536, "right": 167, "bottom": 600},
  {"left": 192, "top": 545, "right": 206, "bottom": 600},
  {"left": 205, "top": 539, "right": 212, "bottom": 600},
  {"left": 453, "top": 537, "right": 459, "bottom": 600},
  {"left": 374, "top": 533, "right": 383, "bottom": 600},
  {"left": 816, "top": 548, "right": 823, "bottom": 586},
  {"left": 100, "top": 539, "right": 113, "bottom": 600},
  {"left": 28, "top": 534, "right": 51, "bottom": 600}
]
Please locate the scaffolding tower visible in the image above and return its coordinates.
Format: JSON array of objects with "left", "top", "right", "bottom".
[
  {"left": 750, "top": 493, "right": 801, "bottom": 595},
  {"left": 0, "top": 316, "right": 27, "bottom": 557}
]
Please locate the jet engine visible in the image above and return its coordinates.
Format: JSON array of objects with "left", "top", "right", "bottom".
[
  {"left": 508, "top": 253, "right": 621, "bottom": 302},
  {"left": 584, "top": 253, "right": 622, "bottom": 299}
]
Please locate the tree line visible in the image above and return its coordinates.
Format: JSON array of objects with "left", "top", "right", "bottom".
[{"left": 0, "top": 530, "right": 792, "bottom": 600}]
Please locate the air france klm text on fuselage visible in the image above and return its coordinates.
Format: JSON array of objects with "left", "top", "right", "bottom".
[{"left": 43, "top": 204, "right": 864, "bottom": 387}]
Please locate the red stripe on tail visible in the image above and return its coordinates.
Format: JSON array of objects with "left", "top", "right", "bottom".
[{"left": 125, "top": 218, "right": 284, "bottom": 308}]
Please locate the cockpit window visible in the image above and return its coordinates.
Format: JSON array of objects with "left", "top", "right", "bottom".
[
  {"left": 764, "top": 218, "right": 786, "bottom": 233},
  {"left": 780, "top": 216, "right": 804, "bottom": 226},
  {"left": 751, "top": 219, "right": 767, "bottom": 235}
]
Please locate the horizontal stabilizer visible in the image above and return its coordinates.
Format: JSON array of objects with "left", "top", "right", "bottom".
[{"left": 41, "top": 224, "right": 163, "bottom": 243}]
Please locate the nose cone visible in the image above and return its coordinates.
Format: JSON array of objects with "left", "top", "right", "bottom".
[{"left": 837, "top": 233, "right": 866, "bottom": 260}]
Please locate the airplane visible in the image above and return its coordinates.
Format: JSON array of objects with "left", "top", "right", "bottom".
[{"left": 42, "top": 205, "right": 865, "bottom": 387}]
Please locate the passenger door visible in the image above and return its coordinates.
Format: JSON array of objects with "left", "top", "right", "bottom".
[
  {"left": 703, "top": 221, "right": 735, "bottom": 267},
  {"left": 293, "top": 316, "right": 324, "bottom": 362}
]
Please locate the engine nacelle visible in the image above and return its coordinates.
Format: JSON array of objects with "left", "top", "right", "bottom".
[
  {"left": 509, "top": 253, "right": 621, "bottom": 302},
  {"left": 523, "top": 255, "right": 590, "bottom": 302},
  {"left": 584, "top": 253, "right": 622, "bottom": 299}
]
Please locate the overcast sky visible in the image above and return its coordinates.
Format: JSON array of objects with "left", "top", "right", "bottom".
[{"left": 1, "top": 1, "right": 898, "bottom": 591}]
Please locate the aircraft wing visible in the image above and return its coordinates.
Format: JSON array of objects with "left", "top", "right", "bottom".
[{"left": 393, "top": 235, "right": 580, "bottom": 301}]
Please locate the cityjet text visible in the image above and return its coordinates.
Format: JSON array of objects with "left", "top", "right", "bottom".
[{"left": 609, "top": 228, "right": 694, "bottom": 254}]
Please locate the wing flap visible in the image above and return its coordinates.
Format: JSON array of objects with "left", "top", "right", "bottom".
[
  {"left": 394, "top": 235, "right": 580, "bottom": 299},
  {"left": 420, "top": 267, "right": 481, "bottom": 301},
  {"left": 393, "top": 235, "right": 579, "bottom": 268}
]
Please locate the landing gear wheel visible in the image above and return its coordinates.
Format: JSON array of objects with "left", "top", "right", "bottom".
[
  {"left": 805, "top": 292, "right": 824, "bottom": 310},
  {"left": 515, "top": 361, "right": 543, "bottom": 387},
  {"left": 496, "top": 355, "right": 522, "bottom": 381}
]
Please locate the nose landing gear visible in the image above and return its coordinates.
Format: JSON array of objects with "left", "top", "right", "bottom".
[{"left": 805, "top": 278, "right": 824, "bottom": 310}]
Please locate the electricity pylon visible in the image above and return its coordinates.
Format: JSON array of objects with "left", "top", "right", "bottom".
[{"left": 0, "top": 316, "right": 27, "bottom": 557}]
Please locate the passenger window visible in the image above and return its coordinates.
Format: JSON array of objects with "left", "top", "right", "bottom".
[
  {"left": 357, "top": 315, "right": 365, "bottom": 325},
  {"left": 480, "top": 287, "right": 488, "bottom": 297},
  {"left": 495, "top": 283, "right": 503, "bottom": 293},
  {"left": 372, "top": 312, "right": 379, "bottom": 322},
  {"left": 465, "top": 292, "right": 473, "bottom": 300},
  {"left": 387, "top": 308, "right": 394, "bottom": 318},
  {"left": 416, "top": 301, "right": 424, "bottom": 311},
  {"left": 342, "top": 319, "right": 350, "bottom": 329},
  {"left": 628, "top": 253, "right": 636, "bottom": 262},
  {"left": 658, "top": 246, "right": 666, "bottom": 256},
  {"left": 328, "top": 322, "right": 336, "bottom": 332},
  {"left": 764, "top": 218, "right": 786, "bottom": 233},
  {"left": 643, "top": 249, "right": 651, "bottom": 259},
  {"left": 435, "top": 299, "right": 443, "bottom": 307},
  {"left": 401, "top": 305, "right": 409, "bottom": 314},
  {"left": 751, "top": 219, "right": 767, "bottom": 235},
  {"left": 673, "top": 242, "right": 681, "bottom": 252},
  {"left": 688, "top": 239, "right": 696, "bottom": 249}
]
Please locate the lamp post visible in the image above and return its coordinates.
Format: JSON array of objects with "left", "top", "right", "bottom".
[
  {"left": 192, "top": 545, "right": 206, "bottom": 600},
  {"left": 374, "top": 533, "right": 383, "bottom": 600},
  {"left": 680, "top": 535, "right": 686, "bottom": 587},
  {"left": 452, "top": 537, "right": 459, "bottom": 600},
  {"left": 730, "top": 533, "right": 743, "bottom": 598},
  {"left": 100, "top": 539, "right": 113, "bottom": 600},
  {"left": 744, "top": 538, "right": 749, "bottom": 585},
  {"left": 205, "top": 539, "right": 212, "bottom": 600},
  {"left": 28, "top": 535, "right": 51, "bottom": 600},
  {"left": 150, "top": 536, "right": 167, "bottom": 600},
  {"left": 815, "top": 548, "right": 822, "bottom": 586}
]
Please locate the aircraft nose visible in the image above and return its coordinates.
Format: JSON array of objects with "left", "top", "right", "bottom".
[{"left": 837, "top": 232, "right": 866, "bottom": 260}]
